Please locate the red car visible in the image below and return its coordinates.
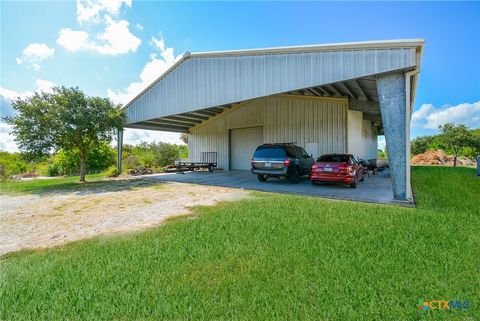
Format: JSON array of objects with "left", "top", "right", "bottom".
[{"left": 309, "top": 154, "right": 364, "bottom": 188}]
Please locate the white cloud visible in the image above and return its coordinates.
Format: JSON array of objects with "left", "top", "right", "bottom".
[
  {"left": 95, "top": 15, "right": 141, "bottom": 55},
  {"left": 0, "top": 87, "right": 33, "bottom": 101},
  {"left": 411, "top": 104, "right": 433, "bottom": 126},
  {"left": 150, "top": 36, "right": 175, "bottom": 62},
  {"left": 57, "top": 0, "right": 140, "bottom": 56},
  {"left": 412, "top": 101, "right": 480, "bottom": 130},
  {"left": 0, "top": 123, "right": 18, "bottom": 152},
  {"left": 57, "top": 16, "right": 141, "bottom": 55},
  {"left": 123, "top": 128, "right": 183, "bottom": 146},
  {"left": 16, "top": 43, "right": 55, "bottom": 69},
  {"left": 57, "top": 28, "right": 92, "bottom": 52},
  {"left": 108, "top": 36, "right": 181, "bottom": 104},
  {"left": 0, "top": 80, "right": 55, "bottom": 101},
  {"left": 76, "top": 0, "right": 131, "bottom": 24},
  {"left": 136, "top": 23, "right": 144, "bottom": 31}
]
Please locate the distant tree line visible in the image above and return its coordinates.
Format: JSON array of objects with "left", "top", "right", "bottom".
[
  {"left": 122, "top": 142, "right": 188, "bottom": 170},
  {"left": 0, "top": 141, "right": 189, "bottom": 179},
  {"left": 411, "top": 123, "right": 479, "bottom": 167}
]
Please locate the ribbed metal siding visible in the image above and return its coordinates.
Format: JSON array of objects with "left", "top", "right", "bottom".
[
  {"left": 361, "top": 119, "right": 378, "bottom": 160},
  {"left": 188, "top": 95, "right": 347, "bottom": 169},
  {"left": 347, "top": 110, "right": 378, "bottom": 160},
  {"left": 127, "top": 48, "right": 415, "bottom": 124}
]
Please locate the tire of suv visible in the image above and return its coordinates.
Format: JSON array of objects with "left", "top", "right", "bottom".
[
  {"left": 288, "top": 168, "right": 299, "bottom": 184},
  {"left": 257, "top": 174, "right": 267, "bottom": 182},
  {"left": 349, "top": 181, "right": 357, "bottom": 188}
]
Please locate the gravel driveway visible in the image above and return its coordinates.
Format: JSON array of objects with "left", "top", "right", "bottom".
[{"left": 0, "top": 180, "right": 249, "bottom": 255}]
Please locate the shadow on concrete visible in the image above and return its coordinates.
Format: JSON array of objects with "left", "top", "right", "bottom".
[{"left": 145, "top": 169, "right": 396, "bottom": 205}]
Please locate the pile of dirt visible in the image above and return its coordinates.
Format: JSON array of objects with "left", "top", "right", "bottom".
[{"left": 411, "top": 150, "right": 476, "bottom": 166}]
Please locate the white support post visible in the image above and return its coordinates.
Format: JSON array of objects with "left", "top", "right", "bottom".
[{"left": 405, "top": 69, "right": 420, "bottom": 200}]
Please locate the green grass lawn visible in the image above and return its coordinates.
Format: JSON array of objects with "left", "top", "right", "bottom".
[
  {"left": 1, "top": 167, "right": 479, "bottom": 320},
  {"left": 0, "top": 174, "right": 164, "bottom": 196},
  {"left": 0, "top": 173, "right": 107, "bottom": 194}
]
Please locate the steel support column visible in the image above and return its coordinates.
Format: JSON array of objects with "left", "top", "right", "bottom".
[
  {"left": 377, "top": 72, "right": 409, "bottom": 200},
  {"left": 117, "top": 130, "right": 123, "bottom": 171}
]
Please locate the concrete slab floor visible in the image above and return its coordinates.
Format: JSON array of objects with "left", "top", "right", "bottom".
[{"left": 145, "top": 169, "right": 407, "bottom": 206}]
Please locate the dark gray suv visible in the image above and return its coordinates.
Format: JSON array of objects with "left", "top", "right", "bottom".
[{"left": 250, "top": 144, "right": 315, "bottom": 183}]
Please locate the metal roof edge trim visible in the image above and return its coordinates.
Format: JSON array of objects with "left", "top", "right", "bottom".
[{"left": 190, "top": 39, "right": 425, "bottom": 58}]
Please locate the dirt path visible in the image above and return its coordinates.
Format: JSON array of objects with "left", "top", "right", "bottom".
[{"left": 0, "top": 181, "right": 249, "bottom": 255}]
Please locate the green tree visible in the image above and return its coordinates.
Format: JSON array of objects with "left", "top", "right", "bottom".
[
  {"left": 471, "top": 128, "right": 480, "bottom": 155},
  {"left": 5, "top": 87, "right": 125, "bottom": 182},
  {"left": 150, "top": 142, "right": 182, "bottom": 167},
  {"left": 178, "top": 145, "right": 189, "bottom": 159},
  {"left": 130, "top": 142, "right": 183, "bottom": 168},
  {"left": 437, "top": 123, "right": 476, "bottom": 167}
]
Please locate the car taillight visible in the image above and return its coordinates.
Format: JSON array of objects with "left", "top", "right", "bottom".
[
  {"left": 283, "top": 159, "right": 291, "bottom": 166},
  {"left": 339, "top": 166, "right": 351, "bottom": 173}
]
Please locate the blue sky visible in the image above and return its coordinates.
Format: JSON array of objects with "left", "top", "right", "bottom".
[{"left": 1, "top": 1, "right": 479, "bottom": 152}]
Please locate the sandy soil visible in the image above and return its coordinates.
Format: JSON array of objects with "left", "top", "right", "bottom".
[{"left": 0, "top": 180, "right": 249, "bottom": 255}]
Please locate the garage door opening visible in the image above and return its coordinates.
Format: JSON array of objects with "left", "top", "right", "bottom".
[{"left": 229, "top": 127, "right": 263, "bottom": 170}]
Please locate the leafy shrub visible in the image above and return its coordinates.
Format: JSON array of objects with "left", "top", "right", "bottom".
[
  {"left": 47, "top": 163, "right": 60, "bottom": 177},
  {"left": 459, "top": 146, "right": 479, "bottom": 159},
  {"left": 29, "top": 161, "right": 50, "bottom": 176},
  {"left": 123, "top": 142, "right": 187, "bottom": 168},
  {"left": 48, "top": 142, "right": 116, "bottom": 176},
  {"left": 137, "top": 149, "right": 156, "bottom": 168},
  {"left": 124, "top": 155, "right": 140, "bottom": 169},
  {"left": 104, "top": 165, "right": 121, "bottom": 177},
  {"left": 87, "top": 143, "right": 117, "bottom": 172},
  {"left": 377, "top": 149, "right": 386, "bottom": 159},
  {"left": 178, "top": 145, "right": 189, "bottom": 159},
  {"left": 0, "top": 152, "right": 28, "bottom": 178}
]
